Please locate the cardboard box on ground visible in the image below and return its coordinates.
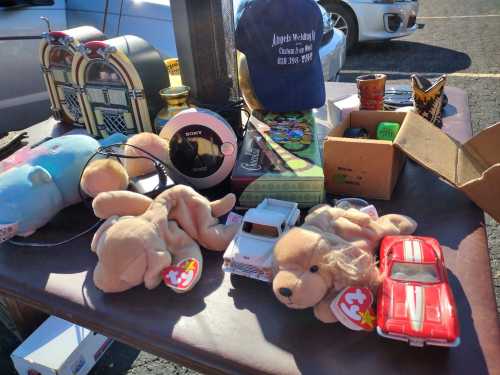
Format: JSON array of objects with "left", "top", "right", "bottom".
[
  {"left": 11, "top": 316, "right": 112, "bottom": 375},
  {"left": 324, "top": 109, "right": 500, "bottom": 222}
]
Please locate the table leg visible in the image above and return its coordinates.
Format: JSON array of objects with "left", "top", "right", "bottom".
[{"left": 0, "top": 297, "right": 47, "bottom": 340}]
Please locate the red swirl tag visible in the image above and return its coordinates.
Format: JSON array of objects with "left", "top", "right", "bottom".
[
  {"left": 330, "top": 287, "right": 376, "bottom": 331},
  {"left": 162, "top": 258, "right": 200, "bottom": 291}
]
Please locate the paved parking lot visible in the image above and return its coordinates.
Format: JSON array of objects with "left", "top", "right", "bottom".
[{"left": 1, "top": 0, "right": 498, "bottom": 374}]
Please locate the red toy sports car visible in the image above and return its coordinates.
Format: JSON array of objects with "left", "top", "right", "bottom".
[{"left": 377, "top": 236, "right": 460, "bottom": 347}]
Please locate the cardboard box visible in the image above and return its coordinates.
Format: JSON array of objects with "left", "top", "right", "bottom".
[
  {"left": 393, "top": 114, "right": 500, "bottom": 222},
  {"left": 11, "top": 316, "right": 112, "bottom": 375},
  {"left": 231, "top": 111, "right": 324, "bottom": 208},
  {"left": 323, "top": 111, "right": 408, "bottom": 200}
]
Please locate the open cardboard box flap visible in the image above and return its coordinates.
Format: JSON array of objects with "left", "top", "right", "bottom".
[{"left": 394, "top": 112, "right": 500, "bottom": 221}]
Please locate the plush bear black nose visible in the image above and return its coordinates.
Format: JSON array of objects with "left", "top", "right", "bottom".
[{"left": 279, "top": 287, "right": 293, "bottom": 298}]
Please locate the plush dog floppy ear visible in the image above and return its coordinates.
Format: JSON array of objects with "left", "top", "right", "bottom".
[
  {"left": 92, "top": 190, "right": 153, "bottom": 219},
  {"left": 304, "top": 206, "right": 417, "bottom": 253},
  {"left": 91, "top": 215, "right": 173, "bottom": 293}
]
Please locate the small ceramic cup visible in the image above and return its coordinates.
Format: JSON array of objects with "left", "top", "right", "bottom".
[{"left": 356, "top": 74, "right": 387, "bottom": 110}]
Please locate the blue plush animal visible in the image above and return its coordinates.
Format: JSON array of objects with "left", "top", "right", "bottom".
[{"left": 0, "top": 133, "right": 126, "bottom": 242}]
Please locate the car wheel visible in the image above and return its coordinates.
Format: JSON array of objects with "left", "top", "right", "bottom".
[{"left": 321, "top": 2, "right": 358, "bottom": 50}]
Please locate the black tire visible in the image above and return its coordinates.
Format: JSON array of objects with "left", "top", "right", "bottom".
[{"left": 320, "top": 1, "right": 358, "bottom": 50}]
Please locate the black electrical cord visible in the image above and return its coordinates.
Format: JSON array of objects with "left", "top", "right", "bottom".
[
  {"left": 78, "top": 142, "right": 171, "bottom": 207},
  {"left": 194, "top": 97, "right": 251, "bottom": 139},
  {"left": 7, "top": 220, "right": 104, "bottom": 248}
]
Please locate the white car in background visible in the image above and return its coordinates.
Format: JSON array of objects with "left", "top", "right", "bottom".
[
  {"left": 0, "top": 0, "right": 345, "bottom": 133},
  {"left": 319, "top": 0, "right": 419, "bottom": 49}
]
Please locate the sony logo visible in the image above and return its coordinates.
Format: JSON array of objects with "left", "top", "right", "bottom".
[{"left": 185, "top": 130, "right": 202, "bottom": 136}]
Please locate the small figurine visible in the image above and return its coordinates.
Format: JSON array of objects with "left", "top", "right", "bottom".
[
  {"left": 222, "top": 198, "right": 300, "bottom": 282},
  {"left": 377, "top": 236, "right": 461, "bottom": 347},
  {"left": 411, "top": 74, "right": 447, "bottom": 128}
]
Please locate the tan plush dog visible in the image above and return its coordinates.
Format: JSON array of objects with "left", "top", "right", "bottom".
[
  {"left": 80, "top": 132, "right": 169, "bottom": 198},
  {"left": 90, "top": 185, "right": 239, "bottom": 293},
  {"left": 272, "top": 205, "right": 417, "bottom": 323}
]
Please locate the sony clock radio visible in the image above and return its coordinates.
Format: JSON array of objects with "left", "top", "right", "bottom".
[{"left": 159, "top": 108, "right": 238, "bottom": 189}]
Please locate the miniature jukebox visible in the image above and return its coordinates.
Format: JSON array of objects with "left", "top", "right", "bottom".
[
  {"left": 39, "top": 26, "right": 106, "bottom": 126},
  {"left": 72, "top": 35, "right": 169, "bottom": 138}
]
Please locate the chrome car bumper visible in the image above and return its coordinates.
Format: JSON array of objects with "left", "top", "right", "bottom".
[
  {"left": 377, "top": 327, "right": 461, "bottom": 348},
  {"left": 346, "top": 1, "right": 419, "bottom": 42}
]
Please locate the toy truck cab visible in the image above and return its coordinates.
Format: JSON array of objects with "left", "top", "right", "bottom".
[{"left": 222, "top": 199, "right": 300, "bottom": 282}]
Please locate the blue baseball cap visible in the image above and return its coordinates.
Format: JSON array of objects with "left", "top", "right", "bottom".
[{"left": 235, "top": 0, "right": 325, "bottom": 112}]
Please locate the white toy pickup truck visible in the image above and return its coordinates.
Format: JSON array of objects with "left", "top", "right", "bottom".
[{"left": 222, "top": 198, "right": 300, "bottom": 282}]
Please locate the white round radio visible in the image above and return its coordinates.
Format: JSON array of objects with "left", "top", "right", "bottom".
[{"left": 159, "top": 108, "right": 238, "bottom": 189}]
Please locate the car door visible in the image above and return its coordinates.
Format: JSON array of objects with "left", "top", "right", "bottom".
[{"left": 0, "top": 0, "right": 66, "bottom": 132}]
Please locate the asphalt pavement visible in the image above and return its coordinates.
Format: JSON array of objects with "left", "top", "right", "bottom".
[{"left": 1, "top": 0, "right": 499, "bottom": 374}]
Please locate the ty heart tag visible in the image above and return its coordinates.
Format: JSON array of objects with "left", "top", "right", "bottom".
[
  {"left": 162, "top": 258, "right": 200, "bottom": 292},
  {"left": 330, "top": 286, "right": 376, "bottom": 331}
]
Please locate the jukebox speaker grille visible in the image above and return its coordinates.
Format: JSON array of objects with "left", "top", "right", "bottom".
[
  {"left": 101, "top": 110, "right": 128, "bottom": 134},
  {"left": 62, "top": 86, "right": 82, "bottom": 120}
]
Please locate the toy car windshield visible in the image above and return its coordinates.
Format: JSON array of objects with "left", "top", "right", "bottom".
[
  {"left": 242, "top": 221, "right": 279, "bottom": 238},
  {"left": 390, "top": 262, "right": 440, "bottom": 283}
]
